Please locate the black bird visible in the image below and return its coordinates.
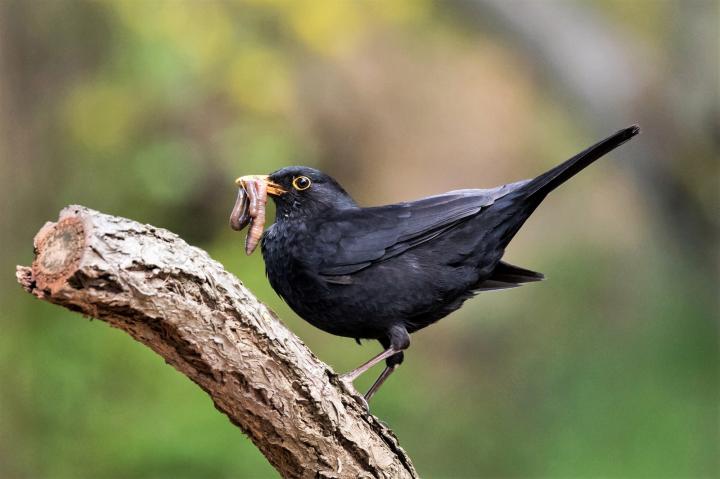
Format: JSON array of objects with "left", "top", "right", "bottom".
[{"left": 235, "top": 125, "right": 639, "bottom": 401}]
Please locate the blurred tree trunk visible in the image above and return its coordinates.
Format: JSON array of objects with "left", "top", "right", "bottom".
[
  {"left": 17, "top": 205, "right": 418, "bottom": 479},
  {"left": 450, "top": 0, "right": 719, "bottom": 267},
  {"left": 0, "top": 0, "right": 112, "bottom": 291}
]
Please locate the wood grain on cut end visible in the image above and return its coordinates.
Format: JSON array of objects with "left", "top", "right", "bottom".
[{"left": 32, "top": 216, "right": 86, "bottom": 294}]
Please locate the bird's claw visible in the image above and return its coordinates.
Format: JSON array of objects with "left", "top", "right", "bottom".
[{"left": 338, "top": 374, "right": 369, "bottom": 412}]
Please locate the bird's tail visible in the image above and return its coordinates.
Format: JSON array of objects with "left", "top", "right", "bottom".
[
  {"left": 521, "top": 125, "right": 639, "bottom": 202},
  {"left": 484, "top": 125, "right": 639, "bottom": 251}
]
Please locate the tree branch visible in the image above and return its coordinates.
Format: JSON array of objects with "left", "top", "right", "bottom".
[{"left": 16, "top": 205, "right": 417, "bottom": 479}]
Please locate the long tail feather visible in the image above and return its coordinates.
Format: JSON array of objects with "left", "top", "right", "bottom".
[
  {"left": 483, "top": 125, "right": 640, "bottom": 252},
  {"left": 524, "top": 125, "right": 639, "bottom": 200}
]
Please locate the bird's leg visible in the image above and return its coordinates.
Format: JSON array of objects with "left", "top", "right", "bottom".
[
  {"left": 340, "top": 347, "right": 399, "bottom": 383},
  {"left": 340, "top": 324, "right": 410, "bottom": 400},
  {"left": 364, "top": 365, "right": 396, "bottom": 401}
]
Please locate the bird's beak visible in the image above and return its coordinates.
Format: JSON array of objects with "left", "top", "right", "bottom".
[{"left": 234, "top": 175, "right": 286, "bottom": 196}]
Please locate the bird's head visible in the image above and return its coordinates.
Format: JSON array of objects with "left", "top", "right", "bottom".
[{"left": 235, "top": 166, "right": 356, "bottom": 220}]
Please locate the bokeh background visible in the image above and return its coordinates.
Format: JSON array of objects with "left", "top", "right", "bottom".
[{"left": 1, "top": 1, "right": 717, "bottom": 478}]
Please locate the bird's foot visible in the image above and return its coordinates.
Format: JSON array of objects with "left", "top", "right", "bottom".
[{"left": 338, "top": 374, "right": 370, "bottom": 412}]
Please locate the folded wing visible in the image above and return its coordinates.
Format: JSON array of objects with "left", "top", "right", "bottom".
[{"left": 314, "top": 182, "right": 526, "bottom": 277}]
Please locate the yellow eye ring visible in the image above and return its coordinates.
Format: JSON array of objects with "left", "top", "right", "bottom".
[{"left": 292, "top": 176, "right": 312, "bottom": 191}]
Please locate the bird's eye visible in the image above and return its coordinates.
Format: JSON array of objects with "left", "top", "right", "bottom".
[{"left": 292, "top": 176, "right": 312, "bottom": 191}]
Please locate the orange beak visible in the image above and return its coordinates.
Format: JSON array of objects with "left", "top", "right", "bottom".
[{"left": 234, "top": 175, "right": 286, "bottom": 196}]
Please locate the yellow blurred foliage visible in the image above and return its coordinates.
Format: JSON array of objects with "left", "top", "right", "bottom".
[
  {"left": 113, "top": 1, "right": 236, "bottom": 76},
  {"left": 247, "top": 0, "right": 431, "bottom": 56},
  {"left": 226, "top": 46, "right": 292, "bottom": 114},
  {"left": 63, "top": 81, "right": 141, "bottom": 152}
]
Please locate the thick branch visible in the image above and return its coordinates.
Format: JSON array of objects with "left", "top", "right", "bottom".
[{"left": 16, "top": 205, "right": 417, "bottom": 479}]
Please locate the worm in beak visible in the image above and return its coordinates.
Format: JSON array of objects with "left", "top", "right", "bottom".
[{"left": 230, "top": 175, "right": 280, "bottom": 255}]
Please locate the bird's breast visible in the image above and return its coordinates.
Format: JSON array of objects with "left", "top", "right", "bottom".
[
  {"left": 261, "top": 222, "right": 317, "bottom": 301},
  {"left": 261, "top": 220, "right": 378, "bottom": 337}
]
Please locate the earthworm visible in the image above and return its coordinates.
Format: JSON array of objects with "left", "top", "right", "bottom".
[
  {"left": 245, "top": 179, "right": 267, "bottom": 255},
  {"left": 229, "top": 178, "right": 268, "bottom": 255},
  {"left": 229, "top": 187, "right": 250, "bottom": 231},
  {"left": 245, "top": 178, "right": 261, "bottom": 218}
]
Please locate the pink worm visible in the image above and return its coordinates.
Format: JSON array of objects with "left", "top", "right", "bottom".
[{"left": 229, "top": 179, "right": 268, "bottom": 255}]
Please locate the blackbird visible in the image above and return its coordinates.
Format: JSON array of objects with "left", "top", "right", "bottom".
[{"left": 233, "top": 125, "right": 639, "bottom": 401}]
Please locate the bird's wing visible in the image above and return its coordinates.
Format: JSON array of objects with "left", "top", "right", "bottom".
[{"left": 314, "top": 182, "right": 526, "bottom": 277}]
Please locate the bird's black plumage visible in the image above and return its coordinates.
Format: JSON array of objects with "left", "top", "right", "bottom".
[{"left": 254, "top": 125, "right": 639, "bottom": 399}]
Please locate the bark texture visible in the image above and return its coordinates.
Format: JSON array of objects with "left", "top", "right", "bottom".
[{"left": 16, "top": 205, "right": 417, "bottom": 479}]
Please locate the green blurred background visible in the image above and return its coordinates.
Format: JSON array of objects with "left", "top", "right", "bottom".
[{"left": 1, "top": 1, "right": 717, "bottom": 478}]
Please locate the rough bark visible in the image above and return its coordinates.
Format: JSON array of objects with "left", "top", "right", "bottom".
[{"left": 16, "top": 205, "right": 417, "bottom": 479}]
